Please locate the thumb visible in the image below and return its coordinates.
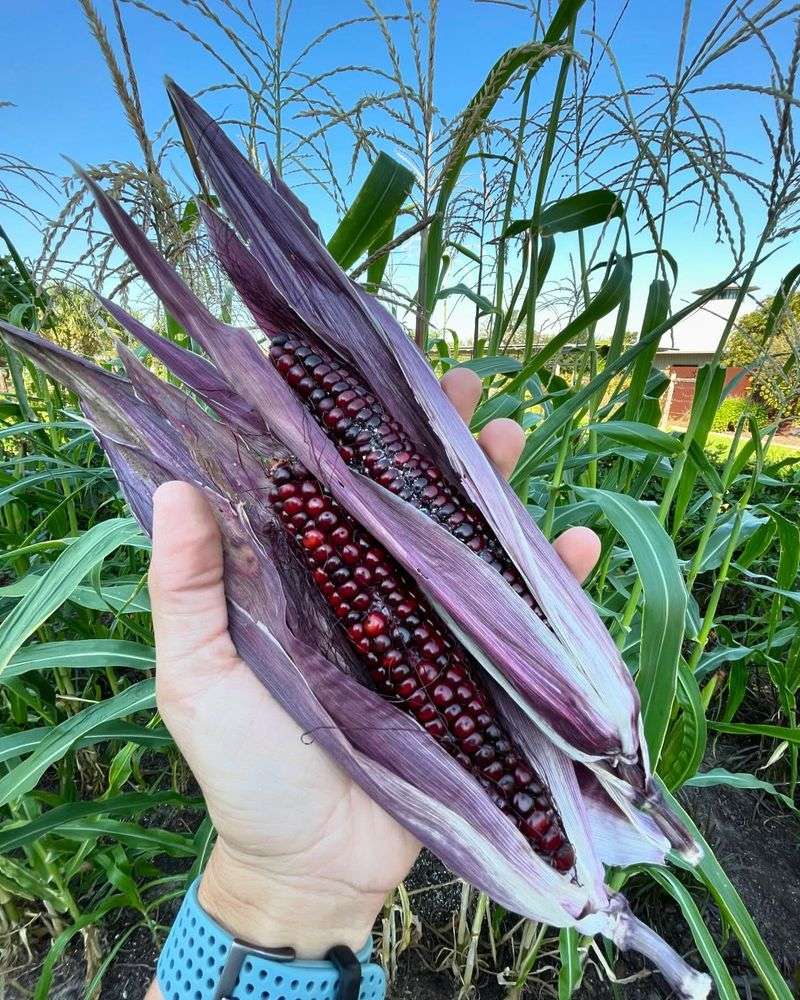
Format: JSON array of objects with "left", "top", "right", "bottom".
[
  {"left": 553, "top": 526, "right": 602, "bottom": 585},
  {"left": 149, "top": 481, "right": 239, "bottom": 686}
]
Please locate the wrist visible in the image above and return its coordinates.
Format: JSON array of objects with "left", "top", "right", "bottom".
[{"left": 198, "top": 839, "right": 384, "bottom": 960}]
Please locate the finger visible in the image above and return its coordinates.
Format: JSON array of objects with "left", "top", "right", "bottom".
[
  {"left": 552, "top": 526, "right": 602, "bottom": 584},
  {"left": 149, "top": 481, "right": 236, "bottom": 670},
  {"left": 441, "top": 367, "right": 482, "bottom": 424},
  {"left": 477, "top": 418, "right": 525, "bottom": 480}
]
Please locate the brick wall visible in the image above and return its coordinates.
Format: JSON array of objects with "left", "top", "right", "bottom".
[{"left": 665, "top": 366, "right": 750, "bottom": 422}]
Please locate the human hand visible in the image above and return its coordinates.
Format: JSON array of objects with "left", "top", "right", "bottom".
[{"left": 146, "top": 369, "right": 601, "bottom": 994}]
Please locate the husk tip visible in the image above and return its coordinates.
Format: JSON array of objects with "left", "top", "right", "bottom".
[
  {"left": 677, "top": 839, "right": 703, "bottom": 866},
  {"left": 681, "top": 971, "right": 712, "bottom": 1000},
  {"left": 62, "top": 155, "right": 89, "bottom": 186},
  {"left": 163, "top": 75, "right": 186, "bottom": 103}
]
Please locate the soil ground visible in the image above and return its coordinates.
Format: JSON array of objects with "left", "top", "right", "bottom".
[{"left": 5, "top": 765, "right": 800, "bottom": 999}]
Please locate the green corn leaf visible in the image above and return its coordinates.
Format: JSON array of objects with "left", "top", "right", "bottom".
[
  {"left": 1, "top": 340, "right": 36, "bottom": 421},
  {"left": 762, "top": 507, "right": 800, "bottom": 591},
  {"left": 512, "top": 272, "right": 721, "bottom": 482},
  {"left": 510, "top": 235, "right": 557, "bottom": 336},
  {"left": 659, "top": 661, "right": 707, "bottom": 790},
  {"left": 53, "top": 818, "right": 197, "bottom": 856},
  {"left": 700, "top": 511, "right": 769, "bottom": 572},
  {"left": 33, "top": 895, "right": 131, "bottom": 1000},
  {"left": 543, "top": 0, "right": 587, "bottom": 40},
  {"left": 492, "top": 217, "right": 532, "bottom": 241},
  {"left": 106, "top": 738, "right": 140, "bottom": 794},
  {"left": 549, "top": 500, "right": 598, "bottom": 536},
  {"left": 721, "top": 661, "right": 749, "bottom": 723},
  {"left": 4, "top": 640, "right": 155, "bottom": 680},
  {"left": 641, "top": 866, "right": 739, "bottom": 1000},
  {"left": 695, "top": 644, "right": 752, "bottom": 680},
  {"left": 165, "top": 310, "right": 190, "bottom": 349},
  {"left": 539, "top": 188, "right": 622, "bottom": 236},
  {"left": 557, "top": 927, "right": 583, "bottom": 998},
  {"left": 505, "top": 257, "right": 632, "bottom": 394},
  {"left": 0, "top": 679, "right": 155, "bottom": 805},
  {"left": 188, "top": 816, "right": 216, "bottom": 880},
  {"left": 0, "top": 420, "right": 84, "bottom": 440},
  {"left": 624, "top": 279, "right": 670, "bottom": 422},
  {"left": 470, "top": 393, "right": 523, "bottom": 432},
  {"left": 737, "top": 517, "right": 777, "bottom": 571},
  {"left": 327, "top": 152, "right": 414, "bottom": 270},
  {"left": 606, "top": 283, "right": 631, "bottom": 368},
  {"left": 0, "top": 856, "right": 65, "bottom": 907},
  {"left": 422, "top": 0, "right": 587, "bottom": 324},
  {"left": 589, "top": 248, "right": 679, "bottom": 288},
  {"left": 709, "top": 720, "right": 800, "bottom": 744},
  {"left": 726, "top": 436, "right": 759, "bottom": 485},
  {"left": 672, "top": 365, "right": 726, "bottom": 527},
  {"left": 602, "top": 370, "right": 669, "bottom": 422},
  {"left": 575, "top": 488, "right": 686, "bottom": 763},
  {"left": 745, "top": 582, "right": 800, "bottom": 606},
  {"left": 456, "top": 356, "right": 521, "bottom": 378},
  {"left": 0, "top": 518, "right": 143, "bottom": 675},
  {"left": 763, "top": 262, "right": 800, "bottom": 347},
  {"left": 660, "top": 783, "right": 793, "bottom": 1000},
  {"left": 365, "top": 218, "right": 395, "bottom": 292},
  {"left": 684, "top": 591, "right": 700, "bottom": 642},
  {"left": 586, "top": 419, "right": 683, "bottom": 456},
  {"left": 82, "top": 924, "right": 141, "bottom": 1000},
  {"left": 685, "top": 768, "right": 797, "bottom": 813},
  {"left": 0, "top": 722, "right": 171, "bottom": 764},
  {"left": 437, "top": 284, "right": 498, "bottom": 315},
  {"left": 0, "top": 467, "right": 111, "bottom": 507},
  {"left": 0, "top": 576, "right": 150, "bottom": 614},
  {"left": 0, "top": 791, "right": 197, "bottom": 853},
  {"left": 93, "top": 849, "right": 143, "bottom": 909},
  {"left": 686, "top": 440, "right": 724, "bottom": 493}
]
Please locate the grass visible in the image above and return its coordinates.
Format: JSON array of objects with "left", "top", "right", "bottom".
[{"left": 703, "top": 430, "right": 800, "bottom": 470}]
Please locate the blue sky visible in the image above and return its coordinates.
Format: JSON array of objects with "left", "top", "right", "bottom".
[{"left": 2, "top": 1, "right": 796, "bottom": 337}]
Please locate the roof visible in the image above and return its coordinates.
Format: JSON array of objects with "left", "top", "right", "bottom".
[
  {"left": 658, "top": 287, "right": 756, "bottom": 356},
  {"left": 691, "top": 284, "right": 758, "bottom": 296}
]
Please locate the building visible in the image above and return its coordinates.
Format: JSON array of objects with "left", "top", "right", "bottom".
[{"left": 654, "top": 284, "right": 754, "bottom": 423}]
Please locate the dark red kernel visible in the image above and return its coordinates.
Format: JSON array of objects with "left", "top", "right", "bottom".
[
  {"left": 432, "top": 684, "right": 455, "bottom": 707},
  {"left": 364, "top": 612, "right": 387, "bottom": 637},
  {"left": 512, "top": 792, "right": 535, "bottom": 815},
  {"left": 522, "top": 811, "right": 551, "bottom": 838},
  {"left": 425, "top": 719, "right": 446, "bottom": 739},
  {"left": 453, "top": 715, "right": 476, "bottom": 739},
  {"left": 302, "top": 529, "right": 325, "bottom": 549},
  {"left": 553, "top": 844, "right": 576, "bottom": 872}
]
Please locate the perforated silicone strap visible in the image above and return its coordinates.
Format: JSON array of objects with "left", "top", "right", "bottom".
[{"left": 156, "top": 879, "right": 386, "bottom": 1000}]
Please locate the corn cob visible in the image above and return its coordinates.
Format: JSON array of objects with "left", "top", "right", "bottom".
[
  {"left": 268, "top": 335, "right": 543, "bottom": 618},
  {"left": 271, "top": 459, "right": 575, "bottom": 872}
]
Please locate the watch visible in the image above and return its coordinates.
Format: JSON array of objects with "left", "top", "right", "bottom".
[{"left": 156, "top": 878, "right": 387, "bottom": 1000}]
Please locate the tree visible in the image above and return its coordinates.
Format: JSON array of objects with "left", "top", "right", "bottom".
[
  {"left": 725, "top": 293, "right": 800, "bottom": 419},
  {"left": 41, "top": 284, "right": 117, "bottom": 358}
]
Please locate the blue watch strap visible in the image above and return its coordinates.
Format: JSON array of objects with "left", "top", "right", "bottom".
[{"left": 156, "top": 879, "right": 386, "bottom": 1000}]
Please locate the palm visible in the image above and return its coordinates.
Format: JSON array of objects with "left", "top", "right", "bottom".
[{"left": 158, "top": 636, "right": 418, "bottom": 896}]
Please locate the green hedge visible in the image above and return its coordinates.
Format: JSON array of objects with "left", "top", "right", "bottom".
[{"left": 710, "top": 397, "right": 768, "bottom": 432}]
